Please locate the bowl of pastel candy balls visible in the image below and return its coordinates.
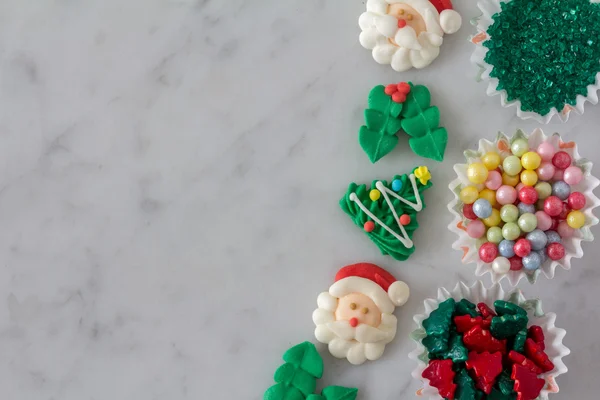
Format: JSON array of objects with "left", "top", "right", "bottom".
[{"left": 449, "top": 129, "right": 600, "bottom": 284}]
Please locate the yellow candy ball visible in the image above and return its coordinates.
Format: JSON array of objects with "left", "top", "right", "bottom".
[
  {"left": 479, "top": 188, "right": 497, "bottom": 206},
  {"left": 502, "top": 172, "right": 520, "bottom": 187},
  {"left": 460, "top": 186, "right": 479, "bottom": 205},
  {"left": 467, "top": 163, "right": 489, "bottom": 184},
  {"left": 369, "top": 189, "right": 381, "bottom": 201},
  {"left": 521, "top": 151, "right": 542, "bottom": 170},
  {"left": 520, "top": 170, "right": 539, "bottom": 186},
  {"left": 482, "top": 152, "right": 501, "bottom": 170},
  {"left": 567, "top": 210, "right": 585, "bottom": 229},
  {"left": 483, "top": 208, "right": 501, "bottom": 227}
]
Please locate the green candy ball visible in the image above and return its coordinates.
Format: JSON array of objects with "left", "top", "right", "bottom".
[
  {"left": 511, "top": 138, "right": 529, "bottom": 157},
  {"left": 503, "top": 155, "right": 523, "bottom": 176},
  {"left": 518, "top": 212, "right": 538, "bottom": 233},
  {"left": 535, "top": 182, "right": 552, "bottom": 200},
  {"left": 502, "top": 222, "right": 521, "bottom": 241},
  {"left": 487, "top": 227, "right": 503, "bottom": 244},
  {"left": 500, "top": 204, "right": 519, "bottom": 223}
]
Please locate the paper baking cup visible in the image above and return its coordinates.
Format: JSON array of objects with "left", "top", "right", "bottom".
[
  {"left": 470, "top": 0, "right": 600, "bottom": 123},
  {"left": 409, "top": 281, "right": 570, "bottom": 399},
  {"left": 448, "top": 128, "right": 600, "bottom": 285}
]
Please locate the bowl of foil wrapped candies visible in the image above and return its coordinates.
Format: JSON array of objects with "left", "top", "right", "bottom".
[{"left": 448, "top": 129, "right": 600, "bottom": 284}]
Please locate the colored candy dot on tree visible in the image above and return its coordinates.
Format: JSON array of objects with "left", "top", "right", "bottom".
[
  {"left": 364, "top": 221, "right": 375, "bottom": 232},
  {"left": 520, "top": 152, "right": 541, "bottom": 170},
  {"left": 566, "top": 210, "right": 585, "bottom": 229},
  {"left": 369, "top": 189, "right": 381, "bottom": 201},
  {"left": 468, "top": 163, "right": 489, "bottom": 184},
  {"left": 510, "top": 138, "right": 529, "bottom": 157},
  {"left": 552, "top": 151, "right": 571, "bottom": 170},
  {"left": 503, "top": 155, "right": 523, "bottom": 176},
  {"left": 391, "top": 179, "right": 403, "bottom": 192},
  {"left": 399, "top": 214, "right": 411, "bottom": 226},
  {"left": 460, "top": 186, "right": 479, "bottom": 204}
]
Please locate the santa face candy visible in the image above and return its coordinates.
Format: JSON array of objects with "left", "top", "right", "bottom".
[
  {"left": 313, "top": 263, "right": 409, "bottom": 365},
  {"left": 359, "top": 0, "right": 462, "bottom": 71},
  {"left": 340, "top": 167, "right": 432, "bottom": 261}
]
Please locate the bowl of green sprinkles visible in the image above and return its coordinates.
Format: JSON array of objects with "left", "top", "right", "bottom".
[{"left": 471, "top": 0, "right": 600, "bottom": 123}]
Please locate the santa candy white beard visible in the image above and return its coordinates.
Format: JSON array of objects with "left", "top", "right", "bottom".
[{"left": 395, "top": 26, "right": 422, "bottom": 50}]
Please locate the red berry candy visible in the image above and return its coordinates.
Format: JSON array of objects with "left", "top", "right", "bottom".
[
  {"left": 479, "top": 242, "right": 498, "bottom": 263},
  {"left": 514, "top": 238, "right": 532, "bottom": 257},
  {"left": 518, "top": 186, "right": 538, "bottom": 205},
  {"left": 364, "top": 221, "right": 375, "bottom": 232},
  {"left": 552, "top": 151, "right": 572, "bottom": 169},
  {"left": 567, "top": 192, "right": 586, "bottom": 210},
  {"left": 399, "top": 214, "right": 411, "bottom": 225},
  {"left": 397, "top": 82, "right": 411, "bottom": 94},
  {"left": 543, "top": 196, "right": 563, "bottom": 217},
  {"left": 509, "top": 256, "right": 523, "bottom": 271},
  {"left": 463, "top": 203, "right": 478, "bottom": 220},
  {"left": 392, "top": 92, "right": 407, "bottom": 103},
  {"left": 547, "top": 242, "right": 565, "bottom": 260},
  {"left": 558, "top": 203, "right": 571, "bottom": 220},
  {"left": 384, "top": 84, "right": 397, "bottom": 95}
]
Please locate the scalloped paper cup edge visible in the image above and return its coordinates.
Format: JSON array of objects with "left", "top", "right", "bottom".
[
  {"left": 448, "top": 128, "right": 600, "bottom": 285},
  {"left": 409, "top": 281, "right": 570, "bottom": 399},
  {"left": 470, "top": 0, "right": 600, "bottom": 123}
]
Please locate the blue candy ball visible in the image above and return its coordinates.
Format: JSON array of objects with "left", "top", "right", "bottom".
[
  {"left": 517, "top": 202, "right": 536, "bottom": 216},
  {"left": 551, "top": 180, "right": 571, "bottom": 201},
  {"left": 545, "top": 230, "right": 562, "bottom": 244},
  {"left": 523, "top": 252, "right": 542, "bottom": 271},
  {"left": 473, "top": 198, "right": 493, "bottom": 219},
  {"left": 536, "top": 249, "right": 548, "bottom": 264},
  {"left": 392, "top": 179, "right": 403, "bottom": 192},
  {"left": 526, "top": 229, "right": 548, "bottom": 251},
  {"left": 498, "top": 240, "right": 516, "bottom": 258}
]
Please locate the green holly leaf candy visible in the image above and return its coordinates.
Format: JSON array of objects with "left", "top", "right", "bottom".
[
  {"left": 423, "top": 298, "right": 456, "bottom": 336},
  {"left": 358, "top": 126, "right": 399, "bottom": 163},
  {"left": 306, "top": 395, "right": 325, "bottom": 400},
  {"left": 364, "top": 109, "right": 387, "bottom": 132},
  {"left": 321, "top": 386, "right": 358, "bottom": 400},
  {"left": 274, "top": 363, "right": 315, "bottom": 396},
  {"left": 401, "top": 85, "right": 431, "bottom": 118},
  {"left": 401, "top": 107, "right": 440, "bottom": 138},
  {"left": 264, "top": 383, "right": 305, "bottom": 400},
  {"left": 385, "top": 116, "right": 403, "bottom": 135},
  {"left": 408, "top": 127, "right": 448, "bottom": 162},
  {"left": 456, "top": 299, "right": 479, "bottom": 317},
  {"left": 283, "top": 341, "right": 323, "bottom": 379},
  {"left": 442, "top": 332, "right": 469, "bottom": 363},
  {"left": 390, "top": 101, "right": 403, "bottom": 118},
  {"left": 367, "top": 85, "right": 392, "bottom": 110}
]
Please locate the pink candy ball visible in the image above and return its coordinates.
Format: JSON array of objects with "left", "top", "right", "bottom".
[
  {"left": 535, "top": 211, "right": 553, "bottom": 231},
  {"left": 563, "top": 166, "right": 583, "bottom": 185},
  {"left": 537, "top": 142, "right": 556, "bottom": 161},
  {"left": 544, "top": 196, "right": 563, "bottom": 217},
  {"left": 547, "top": 242, "right": 565, "bottom": 261},
  {"left": 467, "top": 220, "right": 486, "bottom": 238},
  {"left": 568, "top": 192, "right": 586, "bottom": 210},
  {"left": 485, "top": 170, "right": 502, "bottom": 190},
  {"left": 536, "top": 162, "right": 556, "bottom": 181},
  {"left": 553, "top": 169, "right": 564, "bottom": 181},
  {"left": 557, "top": 221, "right": 575, "bottom": 238},
  {"left": 518, "top": 186, "right": 538, "bottom": 204},
  {"left": 479, "top": 242, "right": 498, "bottom": 263},
  {"left": 496, "top": 185, "right": 517, "bottom": 205},
  {"left": 552, "top": 151, "right": 572, "bottom": 169}
]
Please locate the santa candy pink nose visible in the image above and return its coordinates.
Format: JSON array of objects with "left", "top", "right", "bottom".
[
  {"left": 397, "top": 19, "right": 407, "bottom": 29},
  {"left": 349, "top": 317, "right": 359, "bottom": 327}
]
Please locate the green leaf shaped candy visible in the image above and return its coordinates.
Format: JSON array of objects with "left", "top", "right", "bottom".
[
  {"left": 282, "top": 342, "right": 323, "bottom": 379},
  {"left": 321, "top": 386, "right": 358, "bottom": 400}
]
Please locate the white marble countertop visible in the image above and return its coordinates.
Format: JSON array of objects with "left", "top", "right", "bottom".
[{"left": 1, "top": 1, "right": 600, "bottom": 399}]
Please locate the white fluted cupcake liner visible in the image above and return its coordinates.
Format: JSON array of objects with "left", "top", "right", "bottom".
[
  {"left": 470, "top": 0, "right": 600, "bottom": 123},
  {"left": 409, "top": 281, "right": 570, "bottom": 399},
  {"left": 448, "top": 129, "right": 600, "bottom": 285}
]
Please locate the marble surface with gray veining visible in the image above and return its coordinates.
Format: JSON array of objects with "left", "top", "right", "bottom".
[{"left": 1, "top": 0, "right": 599, "bottom": 399}]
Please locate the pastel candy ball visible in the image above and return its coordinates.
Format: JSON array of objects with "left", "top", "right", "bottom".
[
  {"left": 551, "top": 180, "right": 571, "bottom": 200},
  {"left": 536, "top": 162, "right": 555, "bottom": 181},
  {"left": 536, "top": 249, "right": 548, "bottom": 264},
  {"left": 521, "top": 151, "right": 542, "bottom": 170},
  {"left": 547, "top": 242, "right": 566, "bottom": 261},
  {"left": 511, "top": 138, "right": 529, "bottom": 157},
  {"left": 479, "top": 188, "right": 497, "bottom": 206},
  {"left": 496, "top": 185, "right": 517, "bottom": 205},
  {"left": 518, "top": 186, "right": 538, "bottom": 204},
  {"left": 517, "top": 202, "right": 536, "bottom": 215},
  {"left": 535, "top": 182, "right": 552, "bottom": 200},
  {"left": 502, "top": 222, "right": 521, "bottom": 241},
  {"left": 543, "top": 196, "right": 563, "bottom": 217},
  {"left": 520, "top": 170, "right": 538, "bottom": 186},
  {"left": 567, "top": 192, "right": 586, "bottom": 210},
  {"left": 500, "top": 204, "right": 519, "bottom": 222},
  {"left": 545, "top": 230, "right": 562, "bottom": 244},
  {"left": 514, "top": 238, "right": 532, "bottom": 257},
  {"left": 563, "top": 166, "right": 583, "bottom": 185},
  {"left": 492, "top": 256, "right": 511, "bottom": 274},
  {"left": 482, "top": 208, "right": 501, "bottom": 227},
  {"left": 537, "top": 141, "right": 556, "bottom": 161},
  {"left": 535, "top": 211, "right": 553, "bottom": 231},
  {"left": 487, "top": 226, "right": 503, "bottom": 244},
  {"left": 502, "top": 172, "right": 520, "bottom": 187},
  {"left": 509, "top": 256, "right": 523, "bottom": 271},
  {"left": 391, "top": 179, "right": 403, "bottom": 191},
  {"left": 460, "top": 186, "right": 479, "bottom": 204},
  {"left": 467, "top": 220, "right": 486, "bottom": 238},
  {"left": 515, "top": 182, "right": 525, "bottom": 192},
  {"left": 557, "top": 221, "right": 575, "bottom": 238},
  {"left": 467, "top": 162, "right": 489, "bottom": 184},
  {"left": 567, "top": 210, "right": 585, "bottom": 229},
  {"left": 522, "top": 252, "right": 542, "bottom": 271},
  {"left": 479, "top": 242, "right": 498, "bottom": 263},
  {"left": 482, "top": 152, "right": 501, "bottom": 170},
  {"left": 553, "top": 169, "right": 564, "bottom": 181},
  {"left": 473, "top": 198, "right": 493, "bottom": 219},
  {"left": 518, "top": 212, "right": 538, "bottom": 233},
  {"left": 552, "top": 151, "right": 572, "bottom": 169},
  {"left": 526, "top": 229, "right": 548, "bottom": 251},
  {"left": 498, "top": 239, "right": 516, "bottom": 257},
  {"left": 463, "top": 204, "right": 478, "bottom": 220},
  {"left": 485, "top": 170, "right": 502, "bottom": 190},
  {"left": 503, "top": 155, "right": 523, "bottom": 176},
  {"left": 369, "top": 189, "right": 381, "bottom": 201}
]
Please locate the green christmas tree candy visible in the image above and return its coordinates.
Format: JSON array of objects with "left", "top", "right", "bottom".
[{"left": 339, "top": 166, "right": 432, "bottom": 261}]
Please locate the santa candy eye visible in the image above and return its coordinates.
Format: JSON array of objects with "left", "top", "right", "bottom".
[
  {"left": 350, "top": 303, "right": 357, "bottom": 310},
  {"left": 407, "top": 14, "right": 413, "bottom": 21},
  {"left": 362, "top": 307, "right": 369, "bottom": 314},
  {"left": 398, "top": 9, "right": 405, "bottom": 15}
]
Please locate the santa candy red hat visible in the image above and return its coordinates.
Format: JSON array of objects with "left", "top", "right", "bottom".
[
  {"left": 395, "top": 0, "right": 462, "bottom": 35},
  {"left": 329, "top": 263, "right": 410, "bottom": 314}
]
